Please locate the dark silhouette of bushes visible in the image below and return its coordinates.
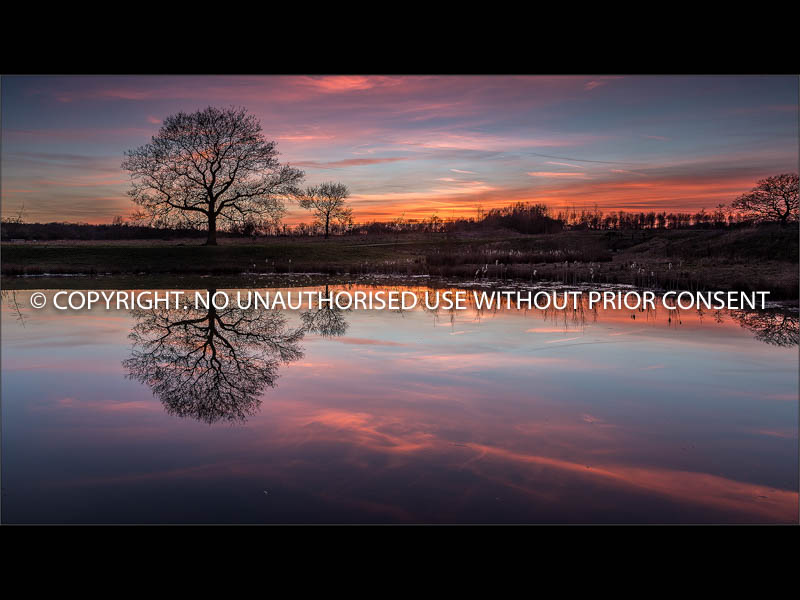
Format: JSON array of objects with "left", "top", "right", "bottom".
[
  {"left": 2, "top": 221, "right": 208, "bottom": 241},
  {"left": 4, "top": 196, "right": 797, "bottom": 242},
  {"left": 481, "top": 202, "right": 563, "bottom": 234}
]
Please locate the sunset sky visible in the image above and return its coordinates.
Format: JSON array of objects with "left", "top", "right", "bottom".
[{"left": 1, "top": 75, "right": 797, "bottom": 224}]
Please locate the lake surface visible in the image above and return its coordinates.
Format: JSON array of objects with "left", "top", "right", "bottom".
[{"left": 2, "top": 285, "right": 798, "bottom": 524}]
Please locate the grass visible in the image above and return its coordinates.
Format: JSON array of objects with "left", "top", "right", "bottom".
[
  {"left": 2, "top": 227, "right": 798, "bottom": 298},
  {"left": 0, "top": 234, "right": 493, "bottom": 277}
]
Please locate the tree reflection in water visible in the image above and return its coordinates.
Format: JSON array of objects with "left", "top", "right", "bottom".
[
  {"left": 119, "top": 287, "right": 797, "bottom": 423},
  {"left": 300, "top": 285, "right": 349, "bottom": 338},
  {"left": 732, "top": 310, "right": 799, "bottom": 347},
  {"left": 123, "top": 290, "right": 308, "bottom": 424}
]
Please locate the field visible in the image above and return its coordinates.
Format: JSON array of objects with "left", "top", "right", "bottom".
[{"left": 2, "top": 227, "right": 798, "bottom": 298}]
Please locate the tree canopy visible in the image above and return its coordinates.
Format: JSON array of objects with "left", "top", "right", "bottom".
[
  {"left": 122, "top": 106, "right": 304, "bottom": 244},
  {"left": 732, "top": 173, "right": 798, "bottom": 226},
  {"left": 297, "top": 182, "right": 352, "bottom": 238}
]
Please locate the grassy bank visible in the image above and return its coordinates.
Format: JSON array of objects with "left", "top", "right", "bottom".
[{"left": 2, "top": 227, "right": 797, "bottom": 298}]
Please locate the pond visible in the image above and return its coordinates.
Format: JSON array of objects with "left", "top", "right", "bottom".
[{"left": 1, "top": 285, "right": 797, "bottom": 523}]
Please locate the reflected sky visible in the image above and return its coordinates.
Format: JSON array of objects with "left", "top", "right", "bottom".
[{"left": 2, "top": 286, "right": 797, "bottom": 523}]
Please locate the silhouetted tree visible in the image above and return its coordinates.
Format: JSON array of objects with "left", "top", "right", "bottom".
[
  {"left": 123, "top": 292, "right": 305, "bottom": 423},
  {"left": 297, "top": 182, "right": 352, "bottom": 238},
  {"left": 731, "top": 173, "right": 799, "bottom": 226},
  {"left": 122, "top": 106, "right": 304, "bottom": 245}
]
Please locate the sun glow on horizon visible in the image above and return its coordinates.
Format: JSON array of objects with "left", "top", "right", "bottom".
[{"left": 1, "top": 75, "right": 797, "bottom": 225}]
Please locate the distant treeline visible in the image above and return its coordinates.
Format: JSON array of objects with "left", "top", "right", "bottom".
[
  {"left": 0, "top": 202, "right": 775, "bottom": 241},
  {"left": 305, "top": 202, "right": 766, "bottom": 236},
  {"left": 1, "top": 221, "right": 208, "bottom": 241}
]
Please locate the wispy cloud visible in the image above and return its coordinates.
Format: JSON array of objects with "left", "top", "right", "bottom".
[
  {"left": 527, "top": 152, "right": 637, "bottom": 165},
  {"left": 546, "top": 161, "right": 584, "bottom": 169},
  {"left": 528, "top": 171, "right": 589, "bottom": 179},
  {"left": 295, "top": 157, "right": 410, "bottom": 169}
]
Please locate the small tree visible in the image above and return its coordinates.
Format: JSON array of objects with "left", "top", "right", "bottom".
[
  {"left": 122, "top": 106, "right": 304, "bottom": 245},
  {"left": 731, "top": 173, "right": 798, "bottom": 226},
  {"left": 297, "top": 182, "right": 352, "bottom": 239}
]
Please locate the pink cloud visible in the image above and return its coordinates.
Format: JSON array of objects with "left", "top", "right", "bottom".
[
  {"left": 295, "top": 157, "right": 410, "bottom": 169},
  {"left": 297, "top": 76, "right": 393, "bottom": 93},
  {"left": 528, "top": 171, "right": 589, "bottom": 179},
  {"left": 333, "top": 337, "right": 408, "bottom": 347}
]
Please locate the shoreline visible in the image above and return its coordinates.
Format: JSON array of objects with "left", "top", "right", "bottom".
[
  {"left": 3, "top": 272, "right": 798, "bottom": 309},
  {"left": 3, "top": 227, "right": 797, "bottom": 298}
]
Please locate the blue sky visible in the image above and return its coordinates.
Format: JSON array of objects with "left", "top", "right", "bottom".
[{"left": 2, "top": 75, "right": 797, "bottom": 223}]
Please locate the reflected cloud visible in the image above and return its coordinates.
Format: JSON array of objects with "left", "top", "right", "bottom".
[{"left": 2, "top": 284, "right": 797, "bottom": 523}]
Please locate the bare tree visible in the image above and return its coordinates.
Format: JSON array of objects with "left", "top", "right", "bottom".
[
  {"left": 122, "top": 106, "right": 304, "bottom": 245},
  {"left": 731, "top": 173, "right": 798, "bottom": 226},
  {"left": 297, "top": 182, "right": 352, "bottom": 239},
  {"left": 1, "top": 203, "right": 26, "bottom": 225}
]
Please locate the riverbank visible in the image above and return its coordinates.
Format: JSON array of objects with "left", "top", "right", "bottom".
[{"left": 2, "top": 227, "right": 797, "bottom": 298}]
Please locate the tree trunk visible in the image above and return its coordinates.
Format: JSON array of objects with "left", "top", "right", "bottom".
[
  {"left": 324, "top": 216, "right": 330, "bottom": 239},
  {"left": 780, "top": 207, "right": 790, "bottom": 227},
  {"left": 206, "top": 212, "right": 218, "bottom": 245}
]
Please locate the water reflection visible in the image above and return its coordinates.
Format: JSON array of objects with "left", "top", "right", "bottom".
[
  {"left": 122, "top": 291, "right": 308, "bottom": 424},
  {"left": 300, "top": 285, "right": 349, "bottom": 338},
  {"left": 116, "top": 287, "right": 797, "bottom": 425},
  {"left": 3, "top": 287, "right": 798, "bottom": 429},
  {"left": 732, "top": 310, "right": 799, "bottom": 347},
  {"left": 0, "top": 289, "right": 28, "bottom": 327},
  {"left": 1, "top": 285, "right": 797, "bottom": 523}
]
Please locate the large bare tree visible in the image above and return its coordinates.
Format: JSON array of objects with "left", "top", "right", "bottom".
[
  {"left": 297, "top": 182, "right": 353, "bottom": 238},
  {"left": 122, "top": 106, "right": 304, "bottom": 245},
  {"left": 732, "top": 173, "right": 798, "bottom": 226}
]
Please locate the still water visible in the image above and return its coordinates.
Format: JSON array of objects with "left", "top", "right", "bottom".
[{"left": 2, "top": 285, "right": 797, "bottom": 524}]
